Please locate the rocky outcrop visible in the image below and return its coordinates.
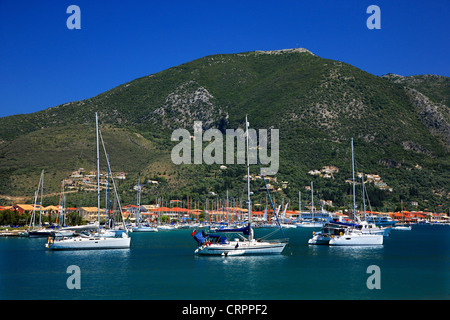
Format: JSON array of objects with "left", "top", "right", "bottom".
[{"left": 405, "top": 87, "right": 450, "bottom": 151}]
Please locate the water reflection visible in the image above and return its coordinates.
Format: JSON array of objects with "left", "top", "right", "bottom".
[
  {"left": 328, "top": 245, "right": 385, "bottom": 260},
  {"left": 46, "top": 248, "right": 131, "bottom": 259},
  {"left": 220, "top": 254, "right": 287, "bottom": 265},
  {"left": 45, "top": 248, "right": 132, "bottom": 280},
  {"left": 193, "top": 253, "right": 288, "bottom": 265},
  {"left": 194, "top": 254, "right": 289, "bottom": 299}
]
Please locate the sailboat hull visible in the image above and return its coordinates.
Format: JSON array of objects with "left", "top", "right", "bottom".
[
  {"left": 28, "top": 230, "right": 54, "bottom": 238},
  {"left": 46, "top": 236, "right": 131, "bottom": 250},
  {"left": 195, "top": 240, "right": 286, "bottom": 255},
  {"left": 308, "top": 234, "right": 332, "bottom": 245},
  {"left": 53, "top": 230, "right": 75, "bottom": 237},
  {"left": 132, "top": 226, "right": 158, "bottom": 232},
  {"left": 329, "top": 233, "right": 383, "bottom": 246},
  {"left": 296, "top": 222, "right": 323, "bottom": 228},
  {"left": 392, "top": 225, "right": 412, "bottom": 230},
  {"left": 158, "top": 225, "right": 176, "bottom": 230}
]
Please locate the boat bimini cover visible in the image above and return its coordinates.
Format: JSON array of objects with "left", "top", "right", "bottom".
[
  {"left": 214, "top": 224, "right": 251, "bottom": 235},
  {"left": 193, "top": 231, "right": 228, "bottom": 245},
  {"left": 208, "top": 234, "right": 228, "bottom": 244},
  {"left": 328, "top": 221, "right": 359, "bottom": 228}
]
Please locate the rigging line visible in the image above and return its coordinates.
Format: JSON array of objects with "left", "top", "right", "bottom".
[
  {"left": 239, "top": 183, "right": 247, "bottom": 204},
  {"left": 365, "top": 182, "right": 374, "bottom": 213},
  {"left": 256, "top": 157, "right": 282, "bottom": 233},
  {"left": 255, "top": 155, "right": 291, "bottom": 254},
  {"left": 259, "top": 227, "right": 282, "bottom": 241},
  {"left": 359, "top": 171, "right": 374, "bottom": 214},
  {"left": 303, "top": 191, "right": 310, "bottom": 205},
  {"left": 98, "top": 129, "right": 128, "bottom": 234}
]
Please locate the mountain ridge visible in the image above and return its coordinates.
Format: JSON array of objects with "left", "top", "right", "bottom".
[{"left": 0, "top": 48, "right": 448, "bottom": 211}]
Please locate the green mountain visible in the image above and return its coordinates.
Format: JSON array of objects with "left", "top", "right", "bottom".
[{"left": 0, "top": 48, "right": 448, "bottom": 212}]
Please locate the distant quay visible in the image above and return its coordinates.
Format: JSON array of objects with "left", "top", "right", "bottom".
[{"left": 0, "top": 229, "right": 23, "bottom": 237}]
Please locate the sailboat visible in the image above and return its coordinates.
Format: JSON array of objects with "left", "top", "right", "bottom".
[
  {"left": 308, "top": 221, "right": 356, "bottom": 245},
  {"left": 296, "top": 182, "right": 324, "bottom": 228},
  {"left": 392, "top": 223, "right": 412, "bottom": 230},
  {"left": 46, "top": 113, "right": 131, "bottom": 250},
  {"left": 28, "top": 170, "right": 54, "bottom": 238},
  {"left": 392, "top": 201, "right": 412, "bottom": 230},
  {"left": 328, "top": 227, "right": 384, "bottom": 245},
  {"left": 132, "top": 178, "right": 158, "bottom": 232},
  {"left": 309, "top": 171, "right": 388, "bottom": 245},
  {"left": 53, "top": 180, "right": 74, "bottom": 237},
  {"left": 357, "top": 173, "right": 390, "bottom": 236},
  {"left": 328, "top": 138, "right": 383, "bottom": 246},
  {"left": 192, "top": 116, "right": 288, "bottom": 256},
  {"left": 279, "top": 204, "right": 297, "bottom": 228}
]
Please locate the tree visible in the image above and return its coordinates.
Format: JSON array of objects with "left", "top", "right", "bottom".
[{"left": 0, "top": 210, "right": 19, "bottom": 226}]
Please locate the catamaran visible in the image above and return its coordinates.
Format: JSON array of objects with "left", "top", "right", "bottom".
[
  {"left": 328, "top": 228, "right": 384, "bottom": 246},
  {"left": 46, "top": 113, "right": 131, "bottom": 250},
  {"left": 308, "top": 221, "right": 355, "bottom": 245},
  {"left": 328, "top": 138, "right": 383, "bottom": 246},
  {"left": 309, "top": 138, "right": 384, "bottom": 246},
  {"left": 192, "top": 116, "right": 288, "bottom": 256}
]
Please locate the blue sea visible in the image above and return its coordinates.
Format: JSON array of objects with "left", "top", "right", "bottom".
[{"left": 0, "top": 225, "right": 448, "bottom": 300}]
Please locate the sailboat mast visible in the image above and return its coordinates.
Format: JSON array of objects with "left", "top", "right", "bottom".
[
  {"left": 351, "top": 138, "right": 357, "bottom": 221},
  {"left": 97, "top": 121, "right": 129, "bottom": 234},
  {"left": 62, "top": 180, "right": 66, "bottom": 226},
  {"left": 246, "top": 115, "right": 252, "bottom": 239},
  {"left": 58, "top": 180, "right": 65, "bottom": 226},
  {"left": 361, "top": 172, "right": 366, "bottom": 220},
  {"left": 30, "top": 189, "right": 38, "bottom": 229},
  {"left": 39, "top": 169, "right": 44, "bottom": 227},
  {"left": 311, "top": 181, "right": 314, "bottom": 221},
  {"left": 96, "top": 112, "right": 101, "bottom": 234},
  {"left": 137, "top": 177, "right": 141, "bottom": 225},
  {"left": 105, "top": 154, "right": 110, "bottom": 220},
  {"left": 299, "top": 191, "right": 301, "bottom": 215},
  {"left": 226, "top": 189, "right": 229, "bottom": 222}
]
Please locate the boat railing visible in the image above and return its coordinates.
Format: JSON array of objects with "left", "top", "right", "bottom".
[{"left": 256, "top": 237, "right": 289, "bottom": 244}]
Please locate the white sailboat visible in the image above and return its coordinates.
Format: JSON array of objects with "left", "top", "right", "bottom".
[
  {"left": 357, "top": 172, "right": 390, "bottom": 236},
  {"left": 308, "top": 221, "right": 354, "bottom": 245},
  {"left": 328, "top": 229, "right": 384, "bottom": 246},
  {"left": 53, "top": 180, "right": 74, "bottom": 237},
  {"left": 46, "top": 113, "right": 131, "bottom": 250},
  {"left": 309, "top": 172, "right": 388, "bottom": 246},
  {"left": 28, "top": 170, "right": 57, "bottom": 238},
  {"left": 328, "top": 138, "right": 383, "bottom": 246},
  {"left": 192, "top": 116, "right": 288, "bottom": 256},
  {"left": 157, "top": 225, "right": 177, "bottom": 230},
  {"left": 309, "top": 215, "right": 387, "bottom": 246},
  {"left": 392, "top": 224, "right": 412, "bottom": 230},
  {"left": 278, "top": 204, "right": 296, "bottom": 228},
  {"left": 392, "top": 201, "right": 412, "bottom": 230},
  {"left": 133, "top": 225, "right": 158, "bottom": 232},
  {"left": 296, "top": 182, "right": 324, "bottom": 228},
  {"left": 392, "top": 213, "right": 412, "bottom": 230},
  {"left": 132, "top": 178, "right": 158, "bottom": 232}
]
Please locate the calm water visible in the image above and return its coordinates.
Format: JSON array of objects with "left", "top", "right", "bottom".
[{"left": 0, "top": 225, "right": 448, "bottom": 300}]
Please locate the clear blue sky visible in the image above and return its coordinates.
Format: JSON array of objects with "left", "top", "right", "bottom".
[{"left": 0, "top": 0, "right": 449, "bottom": 118}]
